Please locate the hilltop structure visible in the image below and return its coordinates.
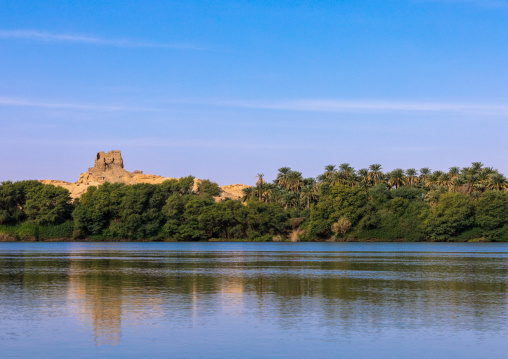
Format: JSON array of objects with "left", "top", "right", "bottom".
[
  {"left": 40, "top": 150, "right": 248, "bottom": 200},
  {"left": 76, "top": 150, "right": 152, "bottom": 186}
]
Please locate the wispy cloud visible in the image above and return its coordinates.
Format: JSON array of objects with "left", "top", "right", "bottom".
[
  {"left": 0, "top": 96, "right": 165, "bottom": 112},
  {"left": 415, "top": 0, "right": 508, "bottom": 8},
  {"left": 2, "top": 95, "right": 508, "bottom": 117},
  {"left": 204, "top": 98, "right": 508, "bottom": 116},
  {"left": 0, "top": 30, "right": 203, "bottom": 49},
  {"left": 0, "top": 136, "right": 314, "bottom": 150}
]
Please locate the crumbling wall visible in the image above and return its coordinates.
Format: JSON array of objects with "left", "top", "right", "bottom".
[{"left": 89, "top": 150, "right": 124, "bottom": 172}]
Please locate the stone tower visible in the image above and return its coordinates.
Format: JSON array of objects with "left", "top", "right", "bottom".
[
  {"left": 90, "top": 150, "right": 124, "bottom": 172},
  {"left": 78, "top": 150, "right": 130, "bottom": 185}
]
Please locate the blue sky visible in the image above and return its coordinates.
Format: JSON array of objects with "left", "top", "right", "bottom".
[{"left": 1, "top": 0, "right": 507, "bottom": 185}]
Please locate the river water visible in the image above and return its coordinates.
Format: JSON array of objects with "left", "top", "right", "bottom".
[{"left": 1, "top": 242, "right": 507, "bottom": 358}]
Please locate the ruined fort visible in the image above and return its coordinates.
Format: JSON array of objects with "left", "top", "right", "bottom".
[
  {"left": 40, "top": 150, "right": 248, "bottom": 200},
  {"left": 78, "top": 150, "right": 137, "bottom": 185}
]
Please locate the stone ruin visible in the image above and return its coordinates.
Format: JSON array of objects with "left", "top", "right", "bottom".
[
  {"left": 40, "top": 149, "right": 247, "bottom": 200},
  {"left": 91, "top": 150, "right": 124, "bottom": 172},
  {"left": 77, "top": 150, "right": 132, "bottom": 185}
]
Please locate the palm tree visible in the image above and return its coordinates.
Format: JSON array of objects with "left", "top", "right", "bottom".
[
  {"left": 300, "top": 184, "right": 317, "bottom": 208},
  {"left": 241, "top": 187, "right": 254, "bottom": 202},
  {"left": 330, "top": 171, "right": 345, "bottom": 186},
  {"left": 287, "top": 171, "right": 304, "bottom": 192},
  {"left": 275, "top": 167, "right": 291, "bottom": 188},
  {"left": 441, "top": 173, "right": 452, "bottom": 189},
  {"left": 425, "top": 172, "right": 440, "bottom": 189},
  {"left": 281, "top": 190, "right": 298, "bottom": 209},
  {"left": 253, "top": 185, "right": 264, "bottom": 201},
  {"left": 461, "top": 166, "right": 471, "bottom": 176},
  {"left": 405, "top": 168, "right": 418, "bottom": 186},
  {"left": 487, "top": 173, "right": 508, "bottom": 191},
  {"left": 450, "top": 176, "right": 465, "bottom": 192},
  {"left": 478, "top": 170, "right": 490, "bottom": 187},
  {"left": 368, "top": 164, "right": 383, "bottom": 185},
  {"left": 420, "top": 168, "right": 431, "bottom": 183},
  {"left": 463, "top": 174, "right": 479, "bottom": 195},
  {"left": 448, "top": 167, "right": 460, "bottom": 178},
  {"left": 474, "top": 183, "right": 486, "bottom": 193},
  {"left": 267, "top": 184, "right": 282, "bottom": 204},
  {"left": 339, "top": 163, "right": 354, "bottom": 176},
  {"left": 471, "top": 162, "right": 484, "bottom": 174},
  {"left": 388, "top": 169, "right": 405, "bottom": 189},
  {"left": 358, "top": 168, "right": 370, "bottom": 189},
  {"left": 303, "top": 177, "right": 316, "bottom": 187},
  {"left": 323, "top": 165, "right": 337, "bottom": 181},
  {"left": 256, "top": 173, "right": 265, "bottom": 186},
  {"left": 339, "top": 163, "right": 355, "bottom": 186},
  {"left": 483, "top": 167, "right": 496, "bottom": 175}
]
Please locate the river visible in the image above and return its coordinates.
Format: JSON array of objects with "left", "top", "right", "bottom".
[{"left": 1, "top": 242, "right": 507, "bottom": 358}]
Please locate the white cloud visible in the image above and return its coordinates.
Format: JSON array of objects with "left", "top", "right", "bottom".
[
  {"left": 0, "top": 96, "right": 164, "bottom": 112},
  {"left": 2, "top": 95, "right": 508, "bottom": 117},
  {"left": 0, "top": 30, "right": 202, "bottom": 49},
  {"left": 0, "top": 136, "right": 314, "bottom": 150},
  {"left": 415, "top": 0, "right": 508, "bottom": 8},
  {"left": 207, "top": 99, "right": 508, "bottom": 116}
]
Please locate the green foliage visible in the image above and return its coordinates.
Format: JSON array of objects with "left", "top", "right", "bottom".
[
  {"left": 200, "top": 199, "right": 244, "bottom": 240},
  {"left": 330, "top": 185, "right": 368, "bottom": 224},
  {"left": 15, "top": 222, "right": 39, "bottom": 240},
  {"left": 175, "top": 176, "right": 195, "bottom": 195},
  {"left": 0, "top": 181, "right": 24, "bottom": 224},
  {"left": 369, "top": 184, "right": 391, "bottom": 207},
  {"left": 424, "top": 192, "right": 475, "bottom": 241},
  {"left": 178, "top": 195, "right": 215, "bottom": 241},
  {"left": 391, "top": 186, "right": 426, "bottom": 200},
  {"left": 476, "top": 191, "right": 508, "bottom": 231},
  {"left": 306, "top": 194, "right": 334, "bottom": 239},
  {"left": 38, "top": 221, "right": 74, "bottom": 239},
  {"left": 243, "top": 201, "right": 288, "bottom": 239},
  {"left": 24, "top": 184, "right": 73, "bottom": 225},
  {"left": 72, "top": 182, "right": 125, "bottom": 238},
  {"left": 109, "top": 184, "right": 166, "bottom": 240},
  {"left": 307, "top": 185, "right": 367, "bottom": 239},
  {"left": 0, "top": 180, "right": 45, "bottom": 224},
  {"left": 4, "top": 160, "right": 508, "bottom": 242},
  {"left": 355, "top": 200, "right": 429, "bottom": 241},
  {"left": 0, "top": 222, "right": 39, "bottom": 240},
  {"left": 454, "top": 227, "right": 483, "bottom": 242},
  {"left": 197, "top": 179, "right": 222, "bottom": 197}
]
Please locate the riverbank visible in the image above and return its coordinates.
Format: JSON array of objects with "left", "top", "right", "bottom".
[{"left": 0, "top": 234, "right": 489, "bottom": 243}]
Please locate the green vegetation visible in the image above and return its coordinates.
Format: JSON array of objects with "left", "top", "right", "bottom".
[{"left": 2, "top": 162, "right": 508, "bottom": 241}]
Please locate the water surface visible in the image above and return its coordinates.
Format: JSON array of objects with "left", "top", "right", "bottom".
[{"left": 1, "top": 242, "right": 507, "bottom": 358}]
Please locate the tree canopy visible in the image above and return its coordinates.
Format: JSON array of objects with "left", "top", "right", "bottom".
[{"left": 2, "top": 162, "right": 508, "bottom": 242}]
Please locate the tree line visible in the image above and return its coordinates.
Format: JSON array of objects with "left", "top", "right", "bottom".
[{"left": 1, "top": 162, "right": 508, "bottom": 241}]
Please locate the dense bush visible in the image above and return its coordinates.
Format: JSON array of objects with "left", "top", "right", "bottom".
[
  {"left": 38, "top": 221, "right": 74, "bottom": 239},
  {"left": 476, "top": 191, "right": 508, "bottom": 241},
  {"left": 423, "top": 192, "right": 475, "bottom": 241}
]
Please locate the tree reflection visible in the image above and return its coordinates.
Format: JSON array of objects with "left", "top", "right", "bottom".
[{"left": 0, "top": 249, "right": 506, "bottom": 346}]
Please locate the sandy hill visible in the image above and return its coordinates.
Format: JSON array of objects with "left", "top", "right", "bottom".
[{"left": 40, "top": 150, "right": 249, "bottom": 200}]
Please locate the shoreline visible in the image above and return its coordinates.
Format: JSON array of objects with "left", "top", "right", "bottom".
[{"left": 0, "top": 237, "right": 489, "bottom": 243}]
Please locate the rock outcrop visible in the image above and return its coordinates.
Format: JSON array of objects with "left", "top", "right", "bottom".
[
  {"left": 40, "top": 150, "right": 249, "bottom": 200},
  {"left": 76, "top": 150, "right": 167, "bottom": 186},
  {"left": 217, "top": 184, "right": 250, "bottom": 201}
]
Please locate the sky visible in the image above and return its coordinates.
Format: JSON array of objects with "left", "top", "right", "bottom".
[{"left": 1, "top": 0, "right": 507, "bottom": 185}]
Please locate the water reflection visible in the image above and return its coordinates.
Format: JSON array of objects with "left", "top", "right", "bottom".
[{"left": 0, "top": 244, "right": 507, "bottom": 354}]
